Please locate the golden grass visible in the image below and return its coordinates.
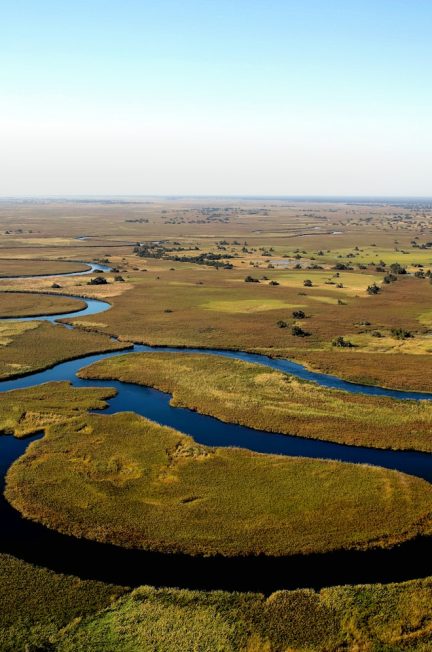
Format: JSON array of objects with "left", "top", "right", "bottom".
[
  {"left": 80, "top": 352, "right": 432, "bottom": 451},
  {"left": 6, "top": 409, "right": 432, "bottom": 556},
  {"left": 0, "top": 381, "right": 116, "bottom": 437},
  {"left": 255, "top": 270, "right": 380, "bottom": 296},
  {"left": 0, "top": 259, "right": 89, "bottom": 277},
  {"left": 0, "top": 321, "right": 127, "bottom": 379},
  {"left": 0, "top": 321, "right": 39, "bottom": 346},
  {"left": 0, "top": 291, "right": 86, "bottom": 317},
  {"left": 48, "top": 579, "right": 432, "bottom": 652},
  {"left": 0, "top": 553, "right": 126, "bottom": 652}
]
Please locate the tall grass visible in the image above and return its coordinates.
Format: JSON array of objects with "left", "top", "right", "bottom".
[
  {"left": 6, "top": 410, "right": 432, "bottom": 556},
  {"left": 81, "top": 352, "right": 432, "bottom": 451}
]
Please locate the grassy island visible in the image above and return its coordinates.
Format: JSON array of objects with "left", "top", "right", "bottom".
[
  {"left": 0, "top": 291, "right": 86, "bottom": 318},
  {"left": 80, "top": 352, "right": 432, "bottom": 451},
  {"left": 4, "top": 393, "right": 432, "bottom": 556},
  {"left": 0, "top": 321, "right": 127, "bottom": 380}
]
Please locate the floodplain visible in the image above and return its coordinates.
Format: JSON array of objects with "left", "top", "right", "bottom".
[{"left": 2, "top": 197, "right": 432, "bottom": 650}]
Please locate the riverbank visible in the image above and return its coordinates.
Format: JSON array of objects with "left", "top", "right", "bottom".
[{"left": 80, "top": 351, "right": 432, "bottom": 451}]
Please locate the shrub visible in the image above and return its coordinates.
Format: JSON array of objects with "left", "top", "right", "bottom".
[
  {"left": 276, "top": 320, "right": 288, "bottom": 328},
  {"left": 292, "top": 310, "right": 305, "bottom": 319},
  {"left": 332, "top": 336, "right": 355, "bottom": 348},
  {"left": 303, "top": 279, "right": 313, "bottom": 287},
  {"left": 291, "top": 325, "right": 309, "bottom": 337},
  {"left": 390, "top": 262, "right": 407, "bottom": 275},
  {"left": 333, "top": 263, "right": 352, "bottom": 270},
  {"left": 390, "top": 328, "right": 413, "bottom": 340},
  {"left": 88, "top": 276, "right": 108, "bottom": 285},
  {"left": 366, "top": 283, "right": 381, "bottom": 295}
]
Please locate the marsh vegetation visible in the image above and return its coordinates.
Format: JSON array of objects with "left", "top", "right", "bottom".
[{"left": 3, "top": 198, "right": 432, "bottom": 649}]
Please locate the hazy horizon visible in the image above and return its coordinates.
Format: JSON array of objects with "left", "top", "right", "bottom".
[
  {"left": 2, "top": 195, "right": 432, "bottom": 201},
  {"left": 2, "top": 1, "right": 431, "bottom": 196}
]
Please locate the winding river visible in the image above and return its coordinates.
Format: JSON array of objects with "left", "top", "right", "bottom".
[{"left": 1, "top": 260, "right": 432, "bottom": 592}]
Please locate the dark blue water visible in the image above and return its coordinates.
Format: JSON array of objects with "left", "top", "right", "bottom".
[
  {"left": 2, "top": 342, "right": 432, "bottom": 481},
  {"left": 2, "top": 272, "right": 432, "bottom": 590}
]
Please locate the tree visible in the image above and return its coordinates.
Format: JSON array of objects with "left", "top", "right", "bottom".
[
  {"left": 303, "top": 279, "right": 312, "bottom": 287},
  {"left": 292, "top": 310, "right": 305, "bottom": 319}
]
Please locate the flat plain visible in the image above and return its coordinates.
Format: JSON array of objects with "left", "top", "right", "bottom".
[{"left": 2, "top": 197, "right": 432, "bottom": 650}]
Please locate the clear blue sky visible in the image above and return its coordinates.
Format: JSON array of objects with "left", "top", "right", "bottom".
[{"left": 1, "top": 0, "right": 431, "bottom": 196}]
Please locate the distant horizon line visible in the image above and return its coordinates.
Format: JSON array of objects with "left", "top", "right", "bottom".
[{"left": 1, "top": 194, "right": 432, "bottom": 201}]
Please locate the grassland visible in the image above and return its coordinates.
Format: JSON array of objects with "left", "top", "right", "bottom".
[
  {"left": 79, "top": 352, "right": 432, "bottom": 451},
  {"left": 69, "top": 260, "right": 432, "bottom": 391},
  {"left": 3, "top": 199, "right": 432, "bottom": 648},
  {"left": 0, "top": 381, "right": 116, "bottom": 436},
  {"left": 0, "top": 258, "right": 89, "bottom": 277},
  {"left": 0, "top": 291, "right": 86, "bottom": 317},
  {"left": 6, "top": 408, "right": 432, "bottom": 556},
  {"left": 4, "top": 200, "right": 432, "bottom": 397},
  {"left": 48, "top": 579, "right": 432, "bottom": 652},
  {"left": 2, "top": 569, "right": 432, "bottom": 650},
  {"left": 0, "top": 554, "right": 126, "bottom": 652},
  {"left": 0, "top": 320, "right": 127, "bottom": 380}
]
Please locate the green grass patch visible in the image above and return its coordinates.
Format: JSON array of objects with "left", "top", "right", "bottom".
[
  {"left": 0, "top": 553, "right": 126, "bottom": 652},
  {"left": 41, "top": 579, "right": 432, "bottom": 651},
  {"left": 200, "top": 298, "right": 304, "bottom": 313}
]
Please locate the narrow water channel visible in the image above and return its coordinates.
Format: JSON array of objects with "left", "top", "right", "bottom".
[{"left": 1, "top": 263, "right": 432, "bottom": 591}]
